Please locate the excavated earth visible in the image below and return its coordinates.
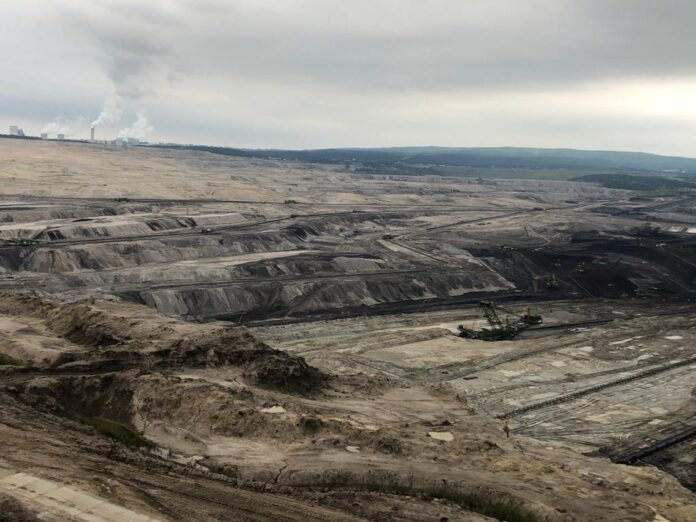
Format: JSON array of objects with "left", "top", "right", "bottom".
[{"left": 0, "top": 138, "right": 695, "bottom": 521}]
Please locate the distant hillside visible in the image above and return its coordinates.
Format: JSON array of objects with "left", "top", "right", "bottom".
[
  {"left": 150, "top": 144, "right": 696, "bottom": 177},
  {"left": 571, "top": 173, "right": 696, "bottom": 191}
]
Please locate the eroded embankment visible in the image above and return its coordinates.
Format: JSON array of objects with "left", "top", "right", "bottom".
[
  {"left": 4, "top": 369, "right": 675, "bottom": 522},
  {"left": 2, "top": 293, "right": 696, "bottom": 521},
  {"left": 0, "top": 293, "right": 325, "bottom": 393}
]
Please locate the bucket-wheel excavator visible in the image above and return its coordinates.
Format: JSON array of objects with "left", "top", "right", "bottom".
[{"left": 458, "top": 301, "right": 542, "bottom": 341}]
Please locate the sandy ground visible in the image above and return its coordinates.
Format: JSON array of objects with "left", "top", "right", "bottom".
[
  {"left": 254, "top": 300, "right": 696, "bottom": 452},
  {"left": 1, "top": 138, "right": 695, "bottom": 520},
  {"left": 0, "top": 294, "right": 694, "bottom": 521}
]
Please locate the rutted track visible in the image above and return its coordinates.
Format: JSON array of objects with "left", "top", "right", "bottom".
[
  {"left": 394, "top": 210, "right": 528, "bottom": 239},
  {"left": 435, "top": 339, "right": 582, "bottom": 384},
  {"left": 0, "top": 192, "right": 531, "bottom": 209},
  {"left": 239, "top": 291, "right": 545, "bottom": 325},
  {"left": 518, "top": 306, "right": 696, "bottom": 335},
  {"left": 495, "top": 355, "right": 696, "bottom": 420},
  {"left": 119, "top": 267, "right": 462, "bottom": 292},
  {"left": 611, "top": 424, "right": 696, "bottom": 465}
]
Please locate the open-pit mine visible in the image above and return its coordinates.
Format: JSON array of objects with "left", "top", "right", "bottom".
[{"left": 1, "top": 138, "right": 695, "bottom": 521}]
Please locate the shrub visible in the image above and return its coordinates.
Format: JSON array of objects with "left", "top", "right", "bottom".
[{"left": 0, "top": 353, "right": 22, "bottom": 366}]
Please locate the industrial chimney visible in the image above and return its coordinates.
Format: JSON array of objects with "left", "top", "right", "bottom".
[{"left": 90, "top": 127, "right": 95, "bottom": 142}]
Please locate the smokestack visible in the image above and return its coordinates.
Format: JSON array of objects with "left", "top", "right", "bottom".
[{"left": 90, "top": 127, "right": 95, "bottom": 142}]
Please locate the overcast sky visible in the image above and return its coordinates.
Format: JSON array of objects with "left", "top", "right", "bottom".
[{"left": 1, "top": 0, "right": 696, "bottom": 155}]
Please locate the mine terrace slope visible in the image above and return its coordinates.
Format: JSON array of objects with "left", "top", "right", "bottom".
[{"left": 0, "top": 138, "right": 695, "bottom": 521}]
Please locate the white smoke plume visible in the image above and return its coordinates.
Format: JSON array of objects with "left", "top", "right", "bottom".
[
  {"left": 42, "top": 118, "right": 73, "bottom": 137},
  {"left": 91, "top": 91, "right": 123, "bottom": 128},
  {"left": 118, "top": 113, "right": 154, "bottom": 141}
]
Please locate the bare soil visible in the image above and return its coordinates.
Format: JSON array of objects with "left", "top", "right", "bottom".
[{"left": 1, "top": 138, "right": 695, "bottom": 520}]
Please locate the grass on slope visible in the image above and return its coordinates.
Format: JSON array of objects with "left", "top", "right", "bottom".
[
  {"left": 571, "top": 173, "right": 696, "bottom": 191},
  {"left": 0, "top": 352, "right": 22, "bottom": 366},
  {"left": 81, "top": 417, "right": 155, "bottom": 449},
  {"left": 313, "top": 471, "right": 540, "bottom": 522}
]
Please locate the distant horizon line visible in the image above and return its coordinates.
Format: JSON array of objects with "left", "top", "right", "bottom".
[{"left": 1, "top": 133, "right": 695, "bottom": 161}]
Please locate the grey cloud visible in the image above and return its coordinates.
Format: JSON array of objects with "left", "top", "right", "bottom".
[
  {"left": 155, "top": 0, "right": 696, "bottom": 92},
  {"left": 56, "top": 0, "right": 696, "bottom": 97},
  {"left": 64, "top": 1, "right": 177, "bottom": 98},
  {"left": 0, "top": 94, "right": 95, "bottom": 121},
  {"left": 3, "top": 1, "right": 696, "bottom": 153}
]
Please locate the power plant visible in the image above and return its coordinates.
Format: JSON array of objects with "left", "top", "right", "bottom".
[
  {"left": 5, "top": 125, "right": 146, "bottom": 145},
  {"left": 8, "top": 125, "right": 25, "bottom": 136}
]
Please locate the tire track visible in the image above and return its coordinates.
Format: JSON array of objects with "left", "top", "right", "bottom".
[{"left": 495, "top": 356, "right": 696, "bottom": 420}]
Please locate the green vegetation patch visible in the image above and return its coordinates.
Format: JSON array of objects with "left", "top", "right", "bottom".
[
  {"left": 309, "top": 471, "right": 539, "bottom": 522},
  {"left": 571, "top": 173, "right": 696, "bottom": 191},
  {"left": 0, "top": 352, "right": 23, "bottom": 366},
  {"left": 81, "top": 417, "right": 154, "bottom": 449},
  {"left": 389, "top": 484, "right": 538, "bottom": 522}
]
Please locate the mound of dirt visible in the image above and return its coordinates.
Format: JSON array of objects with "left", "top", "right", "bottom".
[
  {"left": 0, "top": 293, "right": 327, "bottom": 392},
  {"left": 7, "top": 369, "right": 333, "bottom": 458},
  {"left": 44, "top": 299, "right": 174, "bottom": 348},
  {"left": 9, "top": 373, "right": 135, "bottom": 425},
  {"left": 244, "top": 351, "right": 326, "bottom": 393},
  {"left": 0, "top": 292, "right": 56, "bottom": 319}
]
